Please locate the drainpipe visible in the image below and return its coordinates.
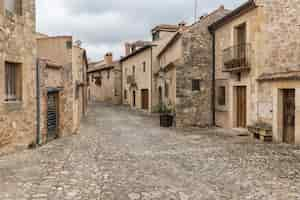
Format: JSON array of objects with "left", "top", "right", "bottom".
[
  {"left": 120, "top": 61, "right": 123, "bottom": 104},
  {"left": 211, "top": 31, "right": 216, "bottom": 126},
  {"left": 150, "top": 47, "right": 153, "bottom": 112},
  {"left": 36, "top": 58, "right": 41, "bottom": 145}
]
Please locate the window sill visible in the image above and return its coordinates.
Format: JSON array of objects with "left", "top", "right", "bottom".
[{"left": 3, "top": 100, "right": 22, "bottom": 105}]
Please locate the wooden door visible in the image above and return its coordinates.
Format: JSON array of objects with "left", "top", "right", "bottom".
[
  {"left": 283, "top": 89, "right": 295, "bottom": 144},
  {"left": 141, "top": 89, "right": 149, "bottom": 110},
  {"left": 132, "top": 91, "right": 136, "bottom": 107},
  {"left": 236, "top": 86, "right": 247, "bottom": 128}
]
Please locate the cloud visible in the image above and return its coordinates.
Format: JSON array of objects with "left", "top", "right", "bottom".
[{"left": 36, "top": 0, "right": 245, "bottom": 61}]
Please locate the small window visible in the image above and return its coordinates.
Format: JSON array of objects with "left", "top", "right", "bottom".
[
  {"left": 124, "top": 90, "right": 127, "bottom": 99},
  {"left": 107, "top": 70, "right": 110, "bottom": 80},
  {"left": 152, "top": 32, "right": 160, "bottom": 41},
  {"left": 218, "top": 86, "right": 226, "bottom": 106},
  {"left": 143, "top": 62, "right": 146, "bottom": 72},
  {"left": 5, "top": 0, "right": 22, "bottom": 15},
  {"left": 192, "top": 79, "right": 201, "bottom": 91},
  {"left": 5, "top": 62, "right": 22, "bottom": 101},
  {"left": 165, "top": 83, "right": 169, "bottom": 98},
  {"left": 66, "top": 41, "right": 72, "bottom": 49},
  {"left": 132, "top": 65, "right": 135, "bottom": 77}
]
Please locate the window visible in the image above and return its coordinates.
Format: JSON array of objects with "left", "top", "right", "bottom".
[
  {"left": 124, "top": 90, "right": 127, "bottom": 99},
  {"left": 218, "top": 86, "right": 226, "bottom": 106},
  {"left": 5, "top": 62, "right": 22, "bottom": 101},
  {"left": 143, "top": 62, "right": 146, "bottom": 72},
  {"left": 132, "top": 65, "right": 135, "bottom": 77},
  {"left": 165, "top": 82, "right": 169, "bottom": 98},
  {"left": 192, "top": 79, "right": 201, "bottom": 91},
  {"left": 66, "top": 41, "right": 72, "bottom": 49},
  {"left": 107, "top": 70, "right": 110, "bottom": 80},
  {"left": 152, "top": 32, "right": 160, "bottom": 41},
  {"left": 5, "top": 0, "right": 22, "bottom": 15}
]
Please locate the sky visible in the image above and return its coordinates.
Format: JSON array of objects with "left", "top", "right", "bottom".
[{"left": 36, "top": 0, "right": 245, "bottom": 62}]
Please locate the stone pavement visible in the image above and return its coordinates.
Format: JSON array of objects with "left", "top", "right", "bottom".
[{"left": 0, "top": 103, "right": 300, "bottom": 200}]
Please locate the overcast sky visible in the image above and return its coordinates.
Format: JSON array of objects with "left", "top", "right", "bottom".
[{"left": 36, "top": 0, "right": 244, "bottom": 62}]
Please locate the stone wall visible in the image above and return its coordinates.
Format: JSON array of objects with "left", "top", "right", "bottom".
[
  {"left": 176, "top": 8, "right": 229, "bottom": 128},
  {"left": 0, "top": 0, "right": 36, "bottom": 155},
  {"left": 256, "top": 0, "right": 300, "bottom": 123}
]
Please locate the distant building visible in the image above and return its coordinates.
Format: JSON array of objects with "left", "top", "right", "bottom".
[
  {"left": 87, "top": 53, "right": 122, "bottom": 104},
  {"left": 121, "top": 24, "right": 179, "bottom": 112}
]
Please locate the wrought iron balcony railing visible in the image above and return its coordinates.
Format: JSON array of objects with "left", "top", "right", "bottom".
[
  {"left": 223, "top": 43, "right": 251, "bottom": 72},
  {"left": 127, "top": 75, "right": 135, "bottom": 84}
]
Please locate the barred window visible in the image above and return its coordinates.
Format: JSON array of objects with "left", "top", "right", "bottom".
[
  {"left": 192, "top": 79, "right": 201, "bottom": 91},
  {"left": 5, "top": 62, "right": 22, "bottom": 101}
]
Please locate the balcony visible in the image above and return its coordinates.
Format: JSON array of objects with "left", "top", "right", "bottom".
[
  {"left": 127, "top": 75, "right": 138, "bottom": 88},
  {"left": 223, "top": 43, "right": 251, "bottom": 72},
  {"left": 127, "top": 75, "right": 135, "bottom": 84}
]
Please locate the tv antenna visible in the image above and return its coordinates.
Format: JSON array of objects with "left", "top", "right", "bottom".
[{"left": 194, "top": 0, "right": 198, "bottom": 22}]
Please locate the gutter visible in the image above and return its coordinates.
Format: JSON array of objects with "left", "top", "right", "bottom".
[
  {"left": 150, "top": 47, "right": 153, "bottom": 112},
  {"left": 121, "top": 61, "right": 123, "bottom": 104},
  {"left": 209, "top": 30, "right": 216, "bottom": 126},
  {"left": 36, "top": 58, "right": 41, "bottom": 145}
]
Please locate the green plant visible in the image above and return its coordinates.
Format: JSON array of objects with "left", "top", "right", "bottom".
[{"left": 154, "top": 102, "right": 173, "bottom": 114}]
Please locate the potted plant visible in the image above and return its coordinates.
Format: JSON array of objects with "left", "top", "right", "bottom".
[{"left": 155, "top": 103, "right": 174, "bottom": 127}]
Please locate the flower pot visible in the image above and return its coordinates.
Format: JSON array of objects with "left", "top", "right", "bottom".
[{"left": 160, "top": 114, "right": 173, "bottom": 127}]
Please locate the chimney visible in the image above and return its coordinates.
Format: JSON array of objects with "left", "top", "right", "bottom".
[
  {"left": 104, "top": 52, "right": 113, "bottom": 65},
  {"left": 178, "top": 21, "right": 187, "bottom": 32},
  {"left": 125, "top": 43, "right": 131, "bottom": 56}
]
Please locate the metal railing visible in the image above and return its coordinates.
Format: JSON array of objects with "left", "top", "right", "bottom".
[
  {"left": 127, "top": 75, "right": 135, "bottom": 84},
  {"left": 223, "top": 43, "right": 251, "bottom": 72}
]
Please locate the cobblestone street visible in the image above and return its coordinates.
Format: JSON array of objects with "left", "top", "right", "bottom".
[{"left": 1, "top": 103, "right": 300, "bottom": 200}]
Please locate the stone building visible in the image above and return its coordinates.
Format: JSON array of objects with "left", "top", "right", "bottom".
[
  {"left": 156, "top": 6, "right": 229, "bottom": 127},
  {"left": 121, "top": 25, "right": 179, "bottom": 112},
  {"left": 209, "top": 0, "right": 300, "bottom": 143},
  {"left": 0, "top": 0, "right": 37, "bottom": 154},
  {"left": 87, "top": 53, "right": 122, "bottom": 104},
  {"left": 37, "top": 36, "right": 88, "bottom": 144}
]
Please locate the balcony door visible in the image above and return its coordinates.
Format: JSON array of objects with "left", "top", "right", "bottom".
[{"left": 235, "top": 23, "right": 246, "bottom": 60}]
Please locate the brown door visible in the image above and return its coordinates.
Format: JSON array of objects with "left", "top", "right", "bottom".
[
  {"left": 283, "top": 89, "right": 295, "bottom": 144},
  {"left": 236, "top": 86, "right": 247, "bottom": 128},
  {"left": 141, "top": 89, "right": 149, "bottom": 110}
]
